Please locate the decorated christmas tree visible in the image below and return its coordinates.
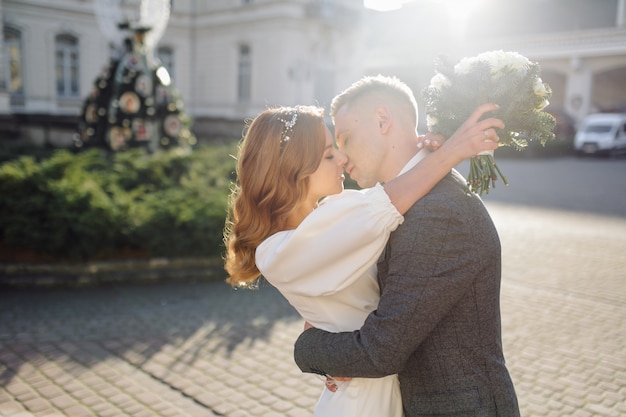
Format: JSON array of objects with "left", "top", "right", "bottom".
[{"left": 75, "top": 0, "right": 196, "bottom": 152}]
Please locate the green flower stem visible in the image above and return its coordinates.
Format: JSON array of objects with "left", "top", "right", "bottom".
[
  {"left": 492, "top": 159, "right": 509, "bottom": 187},
  {"left": 466, "top": 154, "right": 509, "bottom": 196}
]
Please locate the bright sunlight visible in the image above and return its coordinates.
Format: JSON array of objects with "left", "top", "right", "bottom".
[
  {"left": 364, "top": 0, "right": 484, "bottom": 40},
  {"left": 363, "top": 0, "right": 406, "bottom": 12}
]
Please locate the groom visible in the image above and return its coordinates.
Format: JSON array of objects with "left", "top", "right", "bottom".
[{"left": 294, "top": 75, "right": 520, "bottom": 416}]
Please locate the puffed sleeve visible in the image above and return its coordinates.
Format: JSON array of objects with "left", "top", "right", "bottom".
[{"left": 256, "top": 183, "right": 403, "bottom": 297}]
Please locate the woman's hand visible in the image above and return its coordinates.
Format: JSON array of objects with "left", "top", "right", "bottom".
[
  {"left": 436, "top": 103, "right": 504, "bottom": 161},
  {"left": 416, "top": 133, "right": 445, "bottom": 151}
]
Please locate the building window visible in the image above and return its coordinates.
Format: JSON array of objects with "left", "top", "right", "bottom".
[
  {"left": 4, "top": 26, "right": 24, "bottom": 105},
  {"left": 55, "top": 34, "right": 80, "bottom": 97},
  {"left": 157, "top": 46, "right": 175, "bottom": 79},
  {"left": 238, "top": 44, "right": 251, "bottom": 102}
]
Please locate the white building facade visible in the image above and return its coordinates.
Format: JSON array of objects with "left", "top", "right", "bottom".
[
  {"left": 0, "top": 0, "right": 366, "bottom": 144},
  {"left": 1, "top": 0, "right": 625, "bottom": 145}
]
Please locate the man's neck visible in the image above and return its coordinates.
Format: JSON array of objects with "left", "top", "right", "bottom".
[{"left": 380, "top": 128, "right": 421, "bottom": 182}]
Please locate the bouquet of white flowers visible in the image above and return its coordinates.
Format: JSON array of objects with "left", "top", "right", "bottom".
[{"left": 423, "top": 50, "right": 556, "bottom": 195}]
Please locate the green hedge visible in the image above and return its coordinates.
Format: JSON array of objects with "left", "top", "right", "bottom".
[{"left": 0, "top": 144, "right": 237, "bottom": 261}]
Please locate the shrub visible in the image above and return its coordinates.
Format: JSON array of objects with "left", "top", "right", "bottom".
[{"left": 0, "top": 144, "right": 237, "bottom": 262}]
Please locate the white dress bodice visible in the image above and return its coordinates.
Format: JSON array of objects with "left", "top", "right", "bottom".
[{"left": 256, "top": 184, "right": 405, "bottom": 417}]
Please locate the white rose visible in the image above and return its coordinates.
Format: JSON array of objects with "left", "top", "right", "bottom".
[
  {"left": 429, "top": 73, "right": 451, "bottom": 90},
  {"left": 480, "top": 50, "right": 531, "bottom": 78},
  {"left": 500, "top": 51, "right": 529, "bottom": 70},
  {"left": 533, "top": 78, "right": 548, "bottom": 97},
  {"left": 426, "top": 114, "right": 438, "bottom": 130},
  {"left": 454, "top": 56, "right": 478, "bottom": 75}
]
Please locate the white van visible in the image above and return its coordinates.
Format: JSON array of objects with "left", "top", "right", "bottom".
[{"left": 574, "top": 113, "right": 626, "bottom": 156}]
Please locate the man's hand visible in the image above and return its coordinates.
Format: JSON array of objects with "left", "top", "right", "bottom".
[
  {"left": 303, "top": 321, "right": 352, "bottom": 392},
  {"left": 325, "top": 376, "right": 352, "bottom": 392}
]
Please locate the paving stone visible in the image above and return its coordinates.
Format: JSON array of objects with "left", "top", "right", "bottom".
[
  {"left": 3, "top": 382, "right": 31, "bottom": 399},
  {"left": 21, "top": 397, "right": 55, "bottom": 413},
  {"left": 63, "top": 404, "right": 95, "bottom": 417},
  {"left": 78, "top": 394, "right": 106, "bottom": 407},
  {"left": 36, "top": 385, "right": 65, "bottom": 400},
  {"left": 0, "top": 400, "right": 26, "bottom": 415},
  {"left": 1, "top": 159, "right": 625, "bottom": 417},
  {"left": 133, "top": 409, "right": 160, "bottom": 417}
]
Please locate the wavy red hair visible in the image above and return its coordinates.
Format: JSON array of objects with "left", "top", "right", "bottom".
[{"left": 224, "top": 105, "right": 327, "bottom": 287}]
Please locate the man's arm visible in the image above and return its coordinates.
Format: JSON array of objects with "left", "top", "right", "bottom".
[{"left": 294, "top": 176, "right": 495, "bottom": 377}]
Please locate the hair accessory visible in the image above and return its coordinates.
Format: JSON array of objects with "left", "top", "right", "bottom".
[{"left": 277, "top": 110, "right": 298, "bottom": 144}]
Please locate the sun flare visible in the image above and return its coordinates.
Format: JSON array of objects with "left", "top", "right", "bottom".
[{"left": 363, "top": 0, "right": 405, "bottom": 12}]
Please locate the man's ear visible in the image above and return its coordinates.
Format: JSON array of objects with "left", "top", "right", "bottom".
[{"left": 375, "top": 105, "right": 391, "bottom": 134}]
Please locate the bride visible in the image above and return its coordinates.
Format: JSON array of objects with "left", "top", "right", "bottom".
[{"left": 224, "top": 103, "right": 501, "bottom": 416}]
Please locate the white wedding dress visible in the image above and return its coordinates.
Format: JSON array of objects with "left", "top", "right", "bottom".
[{"left": 256, "top": 184, "right": 405, "bottom": 417}]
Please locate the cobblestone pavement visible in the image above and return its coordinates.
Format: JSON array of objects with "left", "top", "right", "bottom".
[{"left": 1, "top": 157, "right": 625, "bottom": 417}]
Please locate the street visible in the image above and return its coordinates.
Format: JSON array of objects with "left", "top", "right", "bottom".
[{"left": 1, "top": 156, "right": 625, "bottom": 417}]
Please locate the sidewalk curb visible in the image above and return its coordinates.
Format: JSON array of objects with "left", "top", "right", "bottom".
[{"left": 0, "top": 257, "right": 225, "bottom": 288}]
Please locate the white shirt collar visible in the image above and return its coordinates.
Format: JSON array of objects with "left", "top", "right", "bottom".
[{"left": 396, "top": 149, "right": 429, "bottom": 178}]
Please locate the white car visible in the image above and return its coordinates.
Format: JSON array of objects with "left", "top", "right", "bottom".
[{"left": 574, "top": 113, "right": 626, "bottom": 156}]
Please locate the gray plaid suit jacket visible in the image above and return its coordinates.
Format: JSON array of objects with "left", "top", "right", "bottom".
[{"left": 294, "top": 170, "right": 520, "bottom": 416}]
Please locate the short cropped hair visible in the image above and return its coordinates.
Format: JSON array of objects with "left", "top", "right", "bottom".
[{"left": 329, "top": 75, "right": 418, "bottom": 126}]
